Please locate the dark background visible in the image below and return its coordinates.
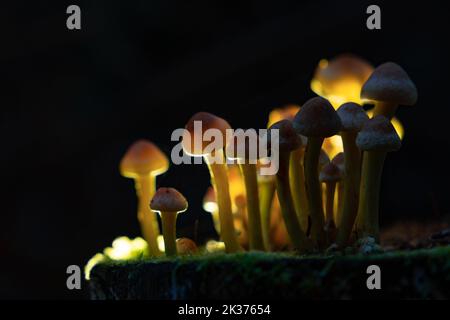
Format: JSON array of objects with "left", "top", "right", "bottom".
[{"left": 1, "top": 0, "right": 449, "bottom": 299}]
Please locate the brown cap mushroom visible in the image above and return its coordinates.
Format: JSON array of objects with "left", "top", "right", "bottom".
[
  {"left": 319, "top": 162, "right": 342, "bottom": 183},
  {"left": 361, "top": 62, "right": 417, "bottom": 120},
  {"left": 337, "top": 102, "right": 369, "bottom": 132},
  {"left": 355, "top": 116, "right": 401, "bottom": 242},
  {"left": 311, "top": 54, "right": 374, "bottom": 108},
  {"left": 176, "top": 238, "right": 198, "bottom": 255},
  {"left": 120, "top": 139, "right": 169, "bottom": 257},
  {"left": 150, "top": 187, "right": 188, "bottom": 256}
]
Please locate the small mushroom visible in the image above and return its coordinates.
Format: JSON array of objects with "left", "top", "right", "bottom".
[
  {"left": 355, "top": 116, "right": 401, "bottom": 241},
  {"left": 293, "top": 97, "right": 342, "bottom": 248},
  {"left": 150, "top": 187, "right": 188, "bottom": 257},
  {"left": 311, "top": 54, "right": 374, "bottom": 108},
  {"left": 335, "top": 103, "right": 369, "bottom": 247},
  {"left": 226, "top": 131, "right": 265, "bottom": 251},
  {"left": 176, "top": 238, "right": 198, "bottom": 255},
  {"left": 268, "top": 120, "right": 312, "bottom": 253},
  {"left": 202, "top": 187, "right": 219, "bottom": 234},
  {"left": 120, "top": 140, "right": 169, "bottom": 256},
  {"left": 319, "top": 162, "right": 342, "bottom": 242},
  {"left": 361, "top": 62, "right": 417, "bottom": 120},
  {"left": 182, "top": 112, "right": 241, "bottom": 253}
]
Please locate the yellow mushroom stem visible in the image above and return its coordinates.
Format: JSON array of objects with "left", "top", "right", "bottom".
[
  {"left": 336, "top": 131, "right": 361, "bottom": 247},
  {"left": 136, "top": 175, "right": 161, "bottom": 256},
  {"left": 304, "top": 137, "right": 326, "bottom": 248},
  {"left": 205, "top": 151, "right": 241, "bottom": 253},
  {"left": 335, "top": 182, "right": 344, "bottom": 226},
  {"left": 289, "top": 148, "right": 309, "bottom": 232},
  {"left": 239, "top": 163, "right": 265, "bottom": 251},
  {"left": 276, "top": 150, "right": 312, "bottom": 253},
  {"left": 258, "top": 178, "right": 276, "bottom": 251},
  {"left": 355, "top": 151, "right": 387, "bottom": 240},
  {"left": 324, "top": 181, "right": 337, "bottom": 244},
  {"left": 371, "top": 101, "right": 398, "bottom": 120},
  {"left": 160, "top": 211, "right": 178, "bottom": 257}
]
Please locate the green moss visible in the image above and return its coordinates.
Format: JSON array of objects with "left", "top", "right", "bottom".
[{"left": 89, "top": 246, "right": 450, "bottom": 299}]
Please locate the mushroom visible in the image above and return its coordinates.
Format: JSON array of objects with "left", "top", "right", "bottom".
[
  {"left": 268, "top": 120, "right": 312, "bottom": 253},
  {"left": 293, "top": 97, "right": 342, "bottom": 248},
  {"left": 150, "top": 187, "right": 188, "bottom": 257},
  {"left": 226, "top": 130, "right": 265, "bottom": 251},
  {"left": 355, "top": 116, "right": 401, "bottom": 241},
  {"left": 335, "top": 103, "right": 369, "bottom": 247},
  {"left": 120, "top": 140, "right": 169, "bottom": 256},
  {"left": 319, "top": 162, "right": 342, "bottom": 242},
  {"left": 366, "top": 109, "right": 404, "bottom": 140},
  {"left": 203, "top": 187, "right": 220, "bottom": 234},
  {"left": 361, "top": 62, "right": 418, "bottom": 120},
  {"left": 182, "top": 112, "right": 241, "bottom": 253},
  {"left": 311, "top": 54, "right": 374, "bottom": 108},
  {"left": 176, "top": 238, "right": 198, "bottom": 255},
  {"left": 331, "top": 152, "right": 345, "bottom": 225},
  {"left": 256, "top": 165, "right": 276, "bottom": 251}
]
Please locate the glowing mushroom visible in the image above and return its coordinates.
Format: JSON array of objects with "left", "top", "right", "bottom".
[
  {"left": 319, "top": 162, "right": 342, "bottom": 242},
  {"left": 361, "top": 62, "right": 417, "bottom": 120},
  {"left": 335, "top": 103, "right": 369, "bottom": 248},
  {"left": 120, "top": 140, "right": 169, "bottom": 256},
  {"left": 176, "top": 238, "right": 198, "bottom": 255},
  {"left": 182, "top": 112, "right": 241, "bottom": 253},
  {"left": 311, "top": 54, "right": 374, "bottom": 108},
  {"left": 226, "top": 130, "right": 265, "bottom": 250},
  {"left": 268, "top": 120, "right": 312, "bottom": 253},
  {"left": 355, "top": 116, "right": 401, "bottom": 241},
  {"left": 150, "top": 187, "right": 188, "bottom": 257},
  {"left": 293, "top": 97, "right": 342, "bottom": 248},
  {"left": 331, "top": 152, "right": 345, "bottom": 225}
]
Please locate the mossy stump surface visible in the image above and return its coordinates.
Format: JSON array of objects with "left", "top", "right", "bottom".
[{"left": 89, "top": 246, "right": 450, "bottom": 299}]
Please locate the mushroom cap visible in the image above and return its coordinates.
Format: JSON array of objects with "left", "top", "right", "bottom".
[
  {"left": 319, "top": 162, "right": 342, "bottom": 183},
  {"left": 331, "top": 152, "right": 345, "bottom": 172},
  {"left": 356, "top": 115, "right": 402, "bottom": 152},
  {"left": 293, "top": 97, "right": 342, "bottom": 137},
  {"left": 336, "top": 102, "right": 369, "bottom": 132},
  {"left": 361, "top": 62, "right": 418, "bottom": 106},
  {"left": 120, "top": 140, "right": 169, "bottom": 178},
  {"left": 267, "top": 105, "right": 300, "bottom": 128},
  {"left": 268, "top": 119, "right": 303, "bottom": 152},
  {"left": 182, "top": 112, "right": 232, "bottom": 156},
  {"left": 176, "top": 238, "right": 198, "bottom": 255},
  {"left": 150, "top": 187, "right": 188, "bottom": 213},
  {"left": 225, "top": 129, "right": 262, "bottom": 162},
  {"left": 311, "top": 54, "right": 373, "bottom": 107}
]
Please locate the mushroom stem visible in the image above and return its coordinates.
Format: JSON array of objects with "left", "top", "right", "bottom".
[
  {"left": 205, "top": 152, "right": 241, "bottom": 253},
  {"left": 324, "top": 181, "right": 336, "bottom": 225},
  {"left": 290, "top": 148, "right": 309, "bottom": 232},
  {"left": 239, "top": 163, "right": 265, "bottom": 251},
  {"left": 136, "top": 176, "right": 161, "bottom": 256},
  {"left": 336, "top": 131, "right": 361, "bottom": 247},
  {"left": 259, "top": 179, "right": 275, "bottom": 251},
  {"left": 356, "top": 151, "right": 387, "bottom": 240},
  {"left": 336, "top": 182, "right": 344, "bottom": 226},
  {"left": 160, "top": 212, "right": 177, "bottom": 257},
  {"left": 276, "top": 151, "right": 312, "bottom": 253},
  {"left": 371, "top": 101, "right": 398, "bottom": 120},
  {"left": 304, "top": 136, "right": 326, "bottom": 248}
]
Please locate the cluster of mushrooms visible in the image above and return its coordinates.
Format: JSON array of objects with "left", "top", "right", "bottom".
[{"left": 113, "top": 55, "right": 418, "bottom": 259}]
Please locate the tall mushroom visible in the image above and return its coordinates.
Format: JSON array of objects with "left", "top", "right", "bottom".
[
  {"left": 267, "top": 120, "right": 312, "bottom": 253},
  {"left": 355, "top": 116, "right": 401, "bottom": 241},
  {"left": 293, "top": 97, "right": 342, "bottom": 248},
  {"left": 150, "top": 187, "right": 188, "bottom": 257},
  {"left": 182, "top": 112, "right": 241, "bottom": 253},
  {"left": 319, "top": 162, "right": 342, "bottom": 242},
  {"left": 310, "top": 54, "right": 374, "bottom": 108},
  {"left": 331, "top": 152, "right": 345, "bottom": 225},
  {"left": 120, "top": 140, "right": 169, "bottom": 256},
  {"left": 361, "top": 62, "right": 418, "bottom": 120},
  {"left": 226, "top": 130, "right": 265, "bottom": 250},
  {"left": 335, "top": 103, "right": 369, "bottom": 247}
]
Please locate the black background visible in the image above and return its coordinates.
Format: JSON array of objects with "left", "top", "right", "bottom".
[{"left": 1, "top": 0, "right": 449, "bottom": 299}]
